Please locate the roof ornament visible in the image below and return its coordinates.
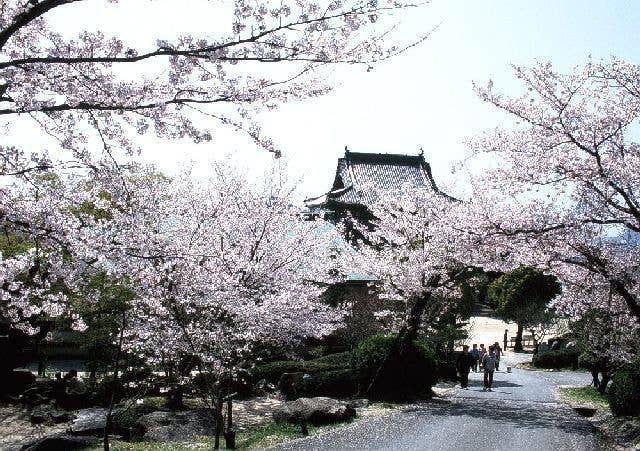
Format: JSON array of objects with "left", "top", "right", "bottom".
[
  {"left": 345, "top": 145, "right": 350, "bottom": 156},
  {"left": 419, "top": 146, "right": 424, "bottom": 157}
]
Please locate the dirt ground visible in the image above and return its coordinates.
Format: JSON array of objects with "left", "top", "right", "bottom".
[{"left": 463, "top": 316, "right": 559, "bottom": 352}]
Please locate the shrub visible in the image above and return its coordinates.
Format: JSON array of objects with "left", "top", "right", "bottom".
[
  {"left": 532, "top": 349, "right": 580, "bottom": 369},
  {"left": 608, "top": 357, "right": 640, "bottom": 416},
  {"left": 301, "top": 369, "right": 358, "bottom": 398},
  {"left": 577, "top": 352, "right": 598, "bottom": 370},
  {"left": 251, "top": 352, "right": 351, "bottom": 384},
  {"left": 251, "top": 361, "right": 305, "bottom": 384},
  {"left": 351, "top": 334, "right": 437, "bottom": 401}
]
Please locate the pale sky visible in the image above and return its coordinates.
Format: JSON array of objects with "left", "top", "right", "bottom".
[{"left": 48, "top": 0, "right": 640, "bottom": 200}]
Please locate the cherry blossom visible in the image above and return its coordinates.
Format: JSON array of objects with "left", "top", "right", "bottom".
[{"left": 463, "top": 60, "right": 640, "bottom": 348}]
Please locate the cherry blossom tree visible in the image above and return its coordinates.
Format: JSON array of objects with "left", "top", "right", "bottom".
[
  {"left": 0, "top": 0, "right": 429, "bottom": 334},
  {"left": 348, "top": 187, "right": 469, "bottom": 347},
  {"left": 80, "top": 160, "right": 344, "bottom": 447},
  {"left": 464, "top": 59, "right": 640, "bottom": 358}
]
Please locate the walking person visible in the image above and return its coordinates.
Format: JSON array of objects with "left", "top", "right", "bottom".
[
  {"left": 478, "top": 344, "right": 486, "bottom": 371},
  {"left": 503, "top": 329, "right": 508, "bottom": 353},
  {"left": 456, "top": 345, "right": 474, "bottom": 389},
  {"left": 493, "top": 342, "right": 503, "bottom": 371},
  {"left": 470, "top": 344, "right": 480, "bottom": 372},
  {"left": 482, "top": 346, "right": 497, "bottom": 391}
]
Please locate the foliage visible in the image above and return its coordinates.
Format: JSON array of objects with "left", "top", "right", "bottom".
[
  {"left": 235, "top": 422, "right": 318, "bottom": 450},
  {"left": 251, "top": 352, "right": 351, "bottom": 384},
  {"left": 532, "top": 349, "right": 580, "bottom": 369},
  {"left": 351, "top": 333, "right": 437, "bottom": 400},
  {"left": 608, "top": 356, "right": 640, "bottom": 416},
  {"left": 488, "top": 267, "right": 560, "bottom": 330},
  {"left": 558, "top": 386, "right": 610, "bottom": 411},
  {"left": 75, "top": 272, "right": 136, "bottom": 376},
  {"left": 301, "top": 369, "right": 358, "bottom": 398},
  {"left": 464, "top": 59, "right": 640, "bottom": 364},
  {"left": 0, "top": 233, "right": 34, "bottom": 258}
]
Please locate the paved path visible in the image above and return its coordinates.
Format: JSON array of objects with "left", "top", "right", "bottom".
[{"left": 272, "top": 354, "right": 599, "bottom": 451}]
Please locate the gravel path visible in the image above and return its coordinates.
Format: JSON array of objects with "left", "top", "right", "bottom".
[{"left": 271, "top": 353, "right": 599, "bottom": 451}]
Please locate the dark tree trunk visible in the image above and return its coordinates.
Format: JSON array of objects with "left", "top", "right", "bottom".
[
  {"left": 213, "top": 392, "right": 224, "bottom": 449},
  {"left": 514, "top": 324, "right": 524, "bottom": 352},
  {"left": 104, "top": 311, "right": 126, "bottom": 451},
  {"left": 367, "top": 291, "right": 433, "bottom": 396}
]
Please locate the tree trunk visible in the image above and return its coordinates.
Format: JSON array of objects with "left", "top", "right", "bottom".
[
  {"left": 224, "top": 398, "right": 235, "bottom": 449},
  {"left": 514, "top": 324, "right": 524, "bottom": 352},
  {"left": 104, "top": 311, "right": 126, "bottom": 451},
  {"left": 529, "top": 329, "right": 539, "bottom": 354},
  {"left": 367, "top": 291, "right": 432, "bottom": 396},
  {"left": 213, "top": 392, "right": 224, "bottom": 449}
]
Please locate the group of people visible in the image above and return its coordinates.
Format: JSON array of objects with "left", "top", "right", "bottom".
[{"left": 456, "top": 342, "right": 504, "bottom": 391}]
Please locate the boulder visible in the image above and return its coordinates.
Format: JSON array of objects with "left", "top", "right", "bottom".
[
  {"left": 68, "top": 407, "right": 108, "bottom": 435},
  {"left": 348, "top": 398, "right": 370, "bottom": 409},
  {"left": 29, "top": 404, "right": 73, "bottom": 424},
  {"left": 21, "top": 433, "right": 99, "bottom": 451},
  {"left": 273, "top": 397, "right": 356, "bottom": 426},
  {"left": 136, "top": 409, "right": 214, "bottom": 442},
  {"left": 20, "top": 378, "right": 55, "bottom": 406}
]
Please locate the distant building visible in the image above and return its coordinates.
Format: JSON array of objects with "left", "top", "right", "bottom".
[
  {"left": 304, "top": 149, "right": 449, "bottom": 241},
  {"left": 306, "top": 148, "right": 449, "bottom": 348}
]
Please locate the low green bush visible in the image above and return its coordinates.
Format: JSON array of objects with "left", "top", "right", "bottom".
[
  {"left": 351, "top": 333, "right": 437, "bottom": 401},
  {"left": 608, "top": 356, "right": 640, "bottom": 416},
  {"left": 301, "top": 369, "right": 358, "bottom": 398},
  {"left": 532, "top": 349, "right": 580, "bottom": 369},
  {"left": 251, "top": 352, "right": 351, "bottom": 384},
  {"left": 577, "top": 351, "right": 598, "bottom": 370}
]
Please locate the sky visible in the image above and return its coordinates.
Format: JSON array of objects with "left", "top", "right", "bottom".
[{"left": 48, "top": 0, "right": 640, "bottom": 200}]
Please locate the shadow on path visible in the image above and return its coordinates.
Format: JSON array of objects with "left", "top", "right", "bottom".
[{"left": 405, "top": 400, "right": 595, "bottom": 436}]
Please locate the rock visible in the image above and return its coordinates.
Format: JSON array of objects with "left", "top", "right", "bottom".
[
  {"left": 273, "top": 397, "right": 356, "bottom": 426},
  {"left": 20, "top": 378, "right": 55, "bottom": 406},
  {"left": 573, "top": 406, "right": 597, "bottom": 417},
  {"left": 68, "top": 407, "right": 108, "bottom": 435},
  {"left": 348, "top": 398, "right": 370, "bottom": 409},
  {"left": 136, "top": 409, "right": 214, "bottom": 442},
  {"left": 21, "top": 433, "right": 99, "bottom": 450},
  {"left": 29, "top": 405, "right": 73, "bottom": 424}
]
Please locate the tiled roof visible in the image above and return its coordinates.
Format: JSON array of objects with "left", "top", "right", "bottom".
[{"left": 305, "top": 150, "right": 446, "bottom": 208}]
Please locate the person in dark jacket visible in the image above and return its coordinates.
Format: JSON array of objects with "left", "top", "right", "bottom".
[{"left": 456, "top": 345, "right": 475, "bottom": 389}]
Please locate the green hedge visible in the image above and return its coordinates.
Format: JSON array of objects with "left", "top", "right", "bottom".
[
  {"left": 608, "top": 357, "right": 640, "bottom": 416},
  {"left": 351, "top": 334, "right": 437, "bottom": 401},
  {"left": 301, "top": 369, "right": 358, "bottom": 398},
  {"left": 251, "top": 352, "right": 351, "bottom": 384},
  {"left": 532, "top": 349, "right": 580, "bottom": 369}
]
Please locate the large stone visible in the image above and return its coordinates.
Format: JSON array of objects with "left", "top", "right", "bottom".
[
  {"left": 29, "top": 404, "right": 73, "bottom": 424},
  {"left": 21, "top": 433, "right": 99, "bottom": 451},
  {"left": 68, "top": 407, "right": 108, "bottom": 435},
  {"left": 273, "top": 397, "right": 356, "bottom": 426},
  {"left": 136, "top": 409, "right": 214, "bottom": 442},
  {"left": 20, "top": 378, "right": 55, "bottom": 406}
]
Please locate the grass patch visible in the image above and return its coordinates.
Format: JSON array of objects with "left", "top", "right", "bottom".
[
  {"left": 558, "top": 386, "right": 610, "bottom": 410},
  {"left": 89, "top": 419, "right": 354, "bottom": 450},
  {"left": 86, "top": 437, "right": 213, "bottom": 451},
  {"left": 235, "top": 422, "right": 308, "bottom": 449}
]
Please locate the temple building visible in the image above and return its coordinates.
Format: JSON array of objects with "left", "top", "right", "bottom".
[
  {"left": 304, "top": 149, "right": 449, "bottom": 237},
  {"left": 306, "top": 148, "right": 449, "bottom": 348}
]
